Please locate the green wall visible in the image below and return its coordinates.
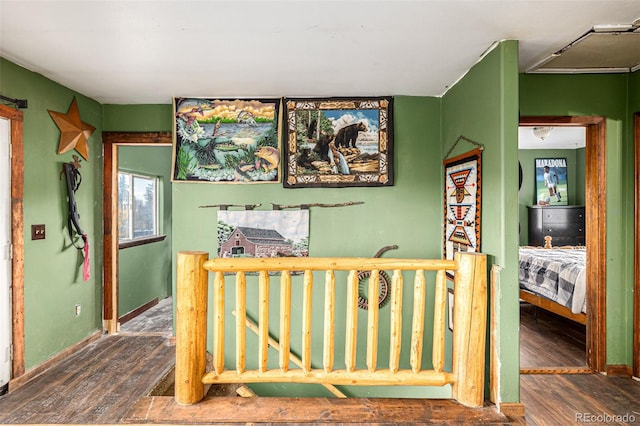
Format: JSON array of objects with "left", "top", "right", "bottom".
[
  {"left": 442, "top": 41, "right": 521, "bottom": 402},
  {"left": 117, "top": 146, "right": 173, "bottom": 317},
  {"left": 520, "top": 73, "right": 633, "bottom": 365},
  {"left": 518, "top": 148, "right": 585, "bottom": 245},
  {"left": 0, "top": 58, "right": 103, "bottom": 368},
  {"left": 103, "top": 104, "right": 172, "bottom": 132},
  {"left": 170, "top": 95, "right": 450, "bottom": 397}
]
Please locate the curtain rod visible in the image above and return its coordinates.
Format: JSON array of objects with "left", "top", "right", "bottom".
[{"left": 0, "top": 95, "right": 28, "bottom": 109}]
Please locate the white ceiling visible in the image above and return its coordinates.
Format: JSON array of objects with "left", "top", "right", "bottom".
[
  {"left": 1, "top": 0, "right": 639, "bottom": 105},
  {"left": 518, "top": 126, "right": 586, "bottom": 150}
]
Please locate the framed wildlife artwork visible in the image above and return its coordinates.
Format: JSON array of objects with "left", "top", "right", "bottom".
[
  {"left": 443, "top": 148, "right": 482, "bottom": 279},
  {"left": 172, "top": 97, "right": 281, "bottom": 183},
  {"left": 534, "top": 157, "right": 568, "bottom": 206},
  {"left": 282, "top": 97, "right": 394, "bottom": 188}
]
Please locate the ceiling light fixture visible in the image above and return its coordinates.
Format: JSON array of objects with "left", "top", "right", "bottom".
[{"left": 533, "top": 126, "right": 553, "bottom": 141}]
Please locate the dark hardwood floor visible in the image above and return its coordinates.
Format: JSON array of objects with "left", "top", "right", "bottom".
[
  {"left": 0, "top": 298, "right": 638, "bottom": 424},
  {"left": 518, "top": 302, "right": 640, "bottom": 425},
  {"left": 520, "top": 302, "right": 587, "bottom": 369}
]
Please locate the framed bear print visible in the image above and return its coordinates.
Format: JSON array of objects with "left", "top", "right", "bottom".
[{"left": 283, "top": 97, "right": 394, "bottom": 188}]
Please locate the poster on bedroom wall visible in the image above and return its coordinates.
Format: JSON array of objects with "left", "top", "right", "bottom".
[
  {"left": 443, "top": 148, "right": 482, "bottom": 279},
  {"left": 282, "top": 96, "right": 393, "bottom": 188},
  {"left": 534, "top": 157, "right": 568, "bottom": 206},
  {"left": 172, "top": 98, "right": 281, "bottom": 183},
  {"left": 217, "top": 210, "right": 309, "bottom": 258}
]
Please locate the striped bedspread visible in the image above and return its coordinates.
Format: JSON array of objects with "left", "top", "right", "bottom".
[{"left": 518, "top": 248, "right": 587, "bottom": 314}]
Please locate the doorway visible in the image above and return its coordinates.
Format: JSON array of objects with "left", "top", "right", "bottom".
[
  {"left": 519, "top": 116, "right": 607, "bottom": 373},
  {"left": 0, "top": 105, "right": 25, "bottom": 383},
  {"left": 634, "top": 112, "right": 640, "bottom": 378},
  {"left": 0, "top": 117, "right": 11, "bottom": 393},
  {"left": 102, "top": 132, "right": 172, "bottom": 334}
]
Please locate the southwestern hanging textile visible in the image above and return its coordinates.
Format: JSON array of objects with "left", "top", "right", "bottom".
[
  {"left": 443, "top": 148, "right": 482, "bottom": 278},
  {"left": 283, "top": 97, "right": 393, "bottom": 188},
  {"left": 172, "top": 98, "right": 281, "bottom": 183}
]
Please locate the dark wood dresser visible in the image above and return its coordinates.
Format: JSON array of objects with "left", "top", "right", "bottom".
[{"left": 527, "top": 205, "right": 586, "bottom": 247}]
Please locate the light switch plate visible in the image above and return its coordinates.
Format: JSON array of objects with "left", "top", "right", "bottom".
[{"left": 31, "top": 224, "right": 46, "bottom": 240}]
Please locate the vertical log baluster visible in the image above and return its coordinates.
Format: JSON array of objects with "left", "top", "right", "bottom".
[
  {"left": 389, "top": 269, "right": 403, "bottom": 373},
  {"left": 410, "top": 269, "right": 426, "bottom": 373},
  {"left": 259, "top": 270, "right": 270, "bottom": 372},
  {"left": 323, "top": 270, "right": 335, "bottom": 373},
  {"left": 279, "top": 271, "right": 292, "bottom": 372},
  {"left": 451, "top": 252, "right": 487, "bottom": 408},
  {"left": 366, "top": 270, "right": 380, "bottom": 372},
  {"left": 432, "top": 269, "right": 446, "bottom": 372},
  {"left": 175, "top": 251, "right": 208, "bottom": 405},
  {"left": 213, "top": 271, "right": 225, "bottom": 375},
  {"left": 235, "top": 271, "right": 246, "bottom": 374},
  {"left": 302, "top": 270, "right": 313, "bottom": 372},
  {"left": 345, "top": 269, "right": 358, "bottom": 372}
]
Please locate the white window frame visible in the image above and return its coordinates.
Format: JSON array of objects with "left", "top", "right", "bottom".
[{"left": 118, "top": 171, "right": 162, "bottom": 246}]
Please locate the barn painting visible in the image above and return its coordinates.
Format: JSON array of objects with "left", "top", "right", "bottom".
[{"left": 217, "top": 210, "right": 309, "bottom": 258}]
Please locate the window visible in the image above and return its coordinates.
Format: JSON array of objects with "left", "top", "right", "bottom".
[{"left": 118, "top": 172, "right": 160, "bottom": 243}]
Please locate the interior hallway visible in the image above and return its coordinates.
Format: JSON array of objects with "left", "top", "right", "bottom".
[{"left": 0, "top": 297, "right": 639, "bottom": 424}]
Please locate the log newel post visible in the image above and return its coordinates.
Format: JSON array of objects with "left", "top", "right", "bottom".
[
  {"left": 175, "top": 251, "right": 209, "bottom": 405},
  {"left": 451, "top": 251, "right": 487, "bottom": 407}
]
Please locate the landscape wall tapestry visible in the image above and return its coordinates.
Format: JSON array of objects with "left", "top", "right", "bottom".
[
  {"left": 217, "top": 210, "right": 309, "bottom": 258},
  {"left": 172, "top": 98, "right": 281, "bottom": 183},
  {"left": 443, "top": 148, "right": 482, "bottom": 278},
  {"left": 283, "top": 97, "right": 393, "bottom": 188}
]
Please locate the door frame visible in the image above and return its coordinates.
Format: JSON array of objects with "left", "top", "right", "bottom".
[
  {"left": 0, "top": 105, "right": 25, "bottom": 379},
  {"left": 102, "top": 131, "right": 172, "bottom": 333},
  {"left": 634, "top": 113, "right": 640, "bottom": 378},
  {"left": 520, "top": 115, "right": 607, "bottom": 372}
]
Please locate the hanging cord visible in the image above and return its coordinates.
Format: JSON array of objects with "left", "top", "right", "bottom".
[
  {"left": 443, "top": 135, "right": 484, "bottom": 160},
  {"left": 62, "top": 160, "right": 90, "bottom": 281}
]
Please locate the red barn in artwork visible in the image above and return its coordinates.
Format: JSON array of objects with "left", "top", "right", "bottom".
[{"left": 219, "top": 226, "right": 293, "bottom": 257}]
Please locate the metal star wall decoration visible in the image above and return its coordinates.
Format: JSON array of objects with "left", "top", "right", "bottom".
[{"left": 48, "top": 97, "right": 95, "bottom": 161}]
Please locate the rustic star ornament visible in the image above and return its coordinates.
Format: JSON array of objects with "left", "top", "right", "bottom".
[{"left": 48, "top": 97, "right": 95, "bottom": 161}]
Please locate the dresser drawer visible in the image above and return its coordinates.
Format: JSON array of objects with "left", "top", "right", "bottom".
[
  {"left": 542, "top": 208, "right": 585, "bottom": 224},
  {"left": 549, "top": 236, "right": 586, "bottom": 246},
  {"left": 542, "top": 222, "right": 585, "bottom": 238}
]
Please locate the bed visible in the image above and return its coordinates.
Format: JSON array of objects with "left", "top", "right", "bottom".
[{"left": 518, "top": 246, "right": 587, "bottom": 325}]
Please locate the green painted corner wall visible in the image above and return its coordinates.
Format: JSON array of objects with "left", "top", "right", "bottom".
[
  {"left": 170, "top": 95, "right": 447, "bottom": 397},
  {"left": 0, "top": 58, "right": 103, "bottom": 368},
  {"left": 117, "top": 145, "right": 173, "bottom": 317},
  {"left": 519, "top": 73, "right": 633, "bottom": 365},
  {"left": 442, "top": 40, "right": 521, "bottom": 402},
  {"left": 518, "top": 148, "right": 585, "bottom": 245}
]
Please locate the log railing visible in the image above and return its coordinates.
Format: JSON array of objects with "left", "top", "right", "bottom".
[{"left": 175, "top": 251, "right": 487, "bottom": 407}]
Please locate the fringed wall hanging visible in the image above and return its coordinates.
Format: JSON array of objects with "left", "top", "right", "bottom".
[{"left": 443, "top": 136, "right": 483, "bottom": 279}]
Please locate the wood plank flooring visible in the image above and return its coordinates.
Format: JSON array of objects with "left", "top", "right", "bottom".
[
  {"left": 1, "top": 298, "right": 639, "bottom": 424},
  {"left": 520, "top": 302, "right": 587, "bottom": 369},
  {"left": 0, "top": 334, "right": 174, "bottom": 424}
]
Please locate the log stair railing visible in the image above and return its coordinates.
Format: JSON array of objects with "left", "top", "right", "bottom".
[{"left": 175, "top": 251, "right": 487, "bottom": 407}]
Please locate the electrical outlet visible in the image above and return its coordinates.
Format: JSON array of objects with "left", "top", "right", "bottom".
[{"left": 74, "top": 304, "right": 81, "bottom": 316}]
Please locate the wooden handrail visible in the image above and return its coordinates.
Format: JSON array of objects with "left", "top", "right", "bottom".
[
  {"left": 175, "top": 252, "right": 487, "bottom": 408},
  {"left": 203, "top": 257, "right": 458, "bottom": 272}
]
